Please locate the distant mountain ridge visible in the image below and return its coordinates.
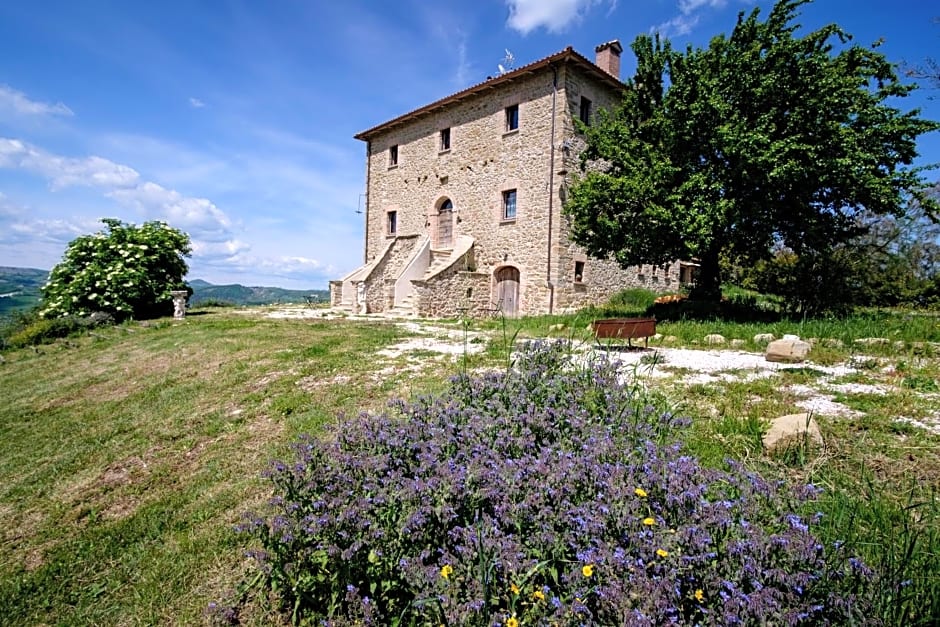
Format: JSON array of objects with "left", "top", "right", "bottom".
[
  {"left": 0, "top": 266, "right": 328, "bottom": 317},
  {"left": 187, "top": 282, "right": 329, "bottom": 306}
]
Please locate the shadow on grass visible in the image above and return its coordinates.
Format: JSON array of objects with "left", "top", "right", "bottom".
[
  {"left": 645, "top": 297, "right": 784, "bottom": 323},
  {"left": 595, "top": 344, "right": 655, "bottom": 353}
]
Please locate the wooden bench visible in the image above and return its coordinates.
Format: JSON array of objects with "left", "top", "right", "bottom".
[{"left": 591, "top": 317, "right": 657, "bottom": 348}]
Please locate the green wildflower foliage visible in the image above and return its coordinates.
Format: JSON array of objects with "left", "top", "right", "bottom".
[{"left": 40, "top": 218, "right": 191, "bottom": 321}]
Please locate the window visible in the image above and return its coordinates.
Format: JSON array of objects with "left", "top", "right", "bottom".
[
  {"left": 579, "top": 96, "right": 592, "bottom": 126},
  {"left": 574, "top": 261, "right": 585, "bottom": 283},
  {"left": 440, "top": 128, "right": 451, "bottom": 151},
  {"left": 502, "top": 189, "right": 517, "bottom": 220},
  {"left": 387, "top": 210, "right": 397, "bottom": 235},
  {"left": 505, "top": 104, "right": 519, "bottom": 132},
  {"left": 389, "top": 145, "right": 398, "bottom": 167}
]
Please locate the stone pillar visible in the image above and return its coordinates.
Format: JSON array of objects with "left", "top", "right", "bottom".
[{"left": 171, "top": 290, "right": 188, "bottom": 320}]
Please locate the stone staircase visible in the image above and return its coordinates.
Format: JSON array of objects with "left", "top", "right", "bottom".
[
  {"left": 425, "top": 249, "right": 453, "bottom": 278},
  {"left": 387, "top": 248, "right": 454, "bottom": 317}
]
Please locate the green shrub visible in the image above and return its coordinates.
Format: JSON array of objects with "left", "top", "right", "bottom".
[
  {"left": 40, "top": 218, "right": 191, "bottom": 321},
  {"left": 607, "top": 288, "right": 658, "bottom": 311},
  {"left": 3, "top": 311, "right": 114, "bottom": 348}
]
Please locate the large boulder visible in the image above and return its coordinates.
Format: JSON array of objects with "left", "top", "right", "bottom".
[
  {"left": 766, "top": 338, "right": 811, "bottom": 363},
  {"left": 763, "top": 413, "right": 823, "bottom": 454}
]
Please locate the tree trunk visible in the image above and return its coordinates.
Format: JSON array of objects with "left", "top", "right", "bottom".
[{"left": 689, "top": 248, "right": 722, "bottom": 302}]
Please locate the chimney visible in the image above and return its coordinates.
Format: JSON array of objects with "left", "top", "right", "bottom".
[{"left": 594, "top": 40, "right": 623, "bottom": 79}]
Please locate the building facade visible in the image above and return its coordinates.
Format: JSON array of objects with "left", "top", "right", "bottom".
[{"left": 330, "top": 41, "right": 685, "bottom": 317}]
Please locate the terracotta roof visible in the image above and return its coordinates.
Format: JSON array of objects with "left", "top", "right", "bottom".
[{"left": 354, "top": 46, "right": 625, "bottom": 141}]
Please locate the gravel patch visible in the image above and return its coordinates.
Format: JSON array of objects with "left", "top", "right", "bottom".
[
  {"left": 583, "top": 346, "right": 858, "bottom": 381},
  {"left": 827, "top": 382, "right": 890, "bottom": 396},
  {"left": 896, "top": 414, "right": 940, "bottom": 435}
]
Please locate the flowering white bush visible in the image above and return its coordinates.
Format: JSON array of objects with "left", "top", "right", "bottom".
[{"left": 40, "top": 218, "right": 191, "bottom": 320}]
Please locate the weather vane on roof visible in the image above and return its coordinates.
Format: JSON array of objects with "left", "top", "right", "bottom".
[{"left": 497, "top": 49, "right": 515, "bottom": 75}]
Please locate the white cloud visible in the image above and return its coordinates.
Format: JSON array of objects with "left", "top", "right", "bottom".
[
  {"left": 654, "top": 0, "right": 738, "bottom": 37},
  {"left": 106, "top": 181, "right": 232, "bottom": 237},
  {"left": 505, "top": 0, "right": 612, "bottom": 35},
  {"left": 189, "top": 97, "right": 206, "bottom": 108},
  {"left": 454, "top": 37, "right": 471, "bottom": 87},
  {"left": 189, "top": 248, "right": 335, "bottom": 286},
  {"left": 2, "top": 217, "right": 90, "bottom": 245},
  {"left": 655, "top": 13, "right": 700, "bottom": 36},
  {"left": 678, "top": 0, "right": 727, "bottom": 12},
  {"left": 0, "top": 196, "right": 96, "bottom": 246},
  {"left": 0, "top": 136, "right": 235, "bottom": 245},
  {"left": 190, "top": 238, "right": 251, "bottom": 260},
  {"left": 0, "top": 85, "right": 74, "bottom": 118},
  {"left": 0, "top": 138, "right": 140, "bottom": 189}
]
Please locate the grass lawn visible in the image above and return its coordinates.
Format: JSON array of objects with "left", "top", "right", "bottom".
[
  {"left": 0, "top": 310, "right": 443, "bottom": 624},
  {"left": 1, "top": 305, "right": 938, "bottom": 624}
]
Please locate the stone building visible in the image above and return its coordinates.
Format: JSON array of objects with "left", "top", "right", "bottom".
[{"left": 330, "top": 41, "right": 686, "bottom": 317}]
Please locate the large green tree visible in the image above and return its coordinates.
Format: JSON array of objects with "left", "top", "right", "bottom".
[
  {"left": 40, "top": 218, "right": 191, "bottom": 320},
  {"left": 565, "top": 0, "right": 940, "bottom": 301}
]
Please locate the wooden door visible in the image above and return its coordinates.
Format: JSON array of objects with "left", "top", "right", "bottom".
[
  {"left": 495, "top": 266, "right": 520, "bottom": 316},
  {"left": 437, "top": 200, "right": 454, "bottom": 248}
]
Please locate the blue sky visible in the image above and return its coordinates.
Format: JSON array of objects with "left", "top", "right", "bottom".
[{"left": 1, "top": 0, "right": 938, "bottom": 289}]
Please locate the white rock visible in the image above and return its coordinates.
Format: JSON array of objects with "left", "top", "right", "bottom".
[
  {"left": 766, "top": 338, "right": 811, "bottom": 363},
  {"left": 704, "top": 334, "right": 726, "bottom": 345},
  {"left": 753, "top": 333, "right": 775, "bottom": 344},
  {"left": 763, "top": 413, "right": 824, "bottom": 454}
]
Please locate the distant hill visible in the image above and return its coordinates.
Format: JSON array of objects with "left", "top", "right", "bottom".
[
  {"left": 188, "top": 281, "right": 329, "bottom": 306},
  {"left": 0, "top": 267, "right": 328, "bottom": 318},
  {"left": 0, "top": 267, "right": 47, "bottom": 318}
]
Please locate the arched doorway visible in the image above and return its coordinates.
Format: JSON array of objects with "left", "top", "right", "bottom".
[
  {"left": 437, "top": 199, "right": 454, "bottom": 248},
  {"left": 495, "top": 266, "right": 520, "bottom": 316}
]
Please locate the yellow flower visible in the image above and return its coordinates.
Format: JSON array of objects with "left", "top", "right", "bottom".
[
  {"left": 695, "top": 589, "right": 704, "bottom": 603},
  {"left": 532, "top": 589, "right": 546, "bottom": 601},
  {"left": 582, "top": 564, "right": 594, "bottom": 577},
  {"left": 642, "top": 517, "right": 656, "bottom": 526},
  {"left": 510, "top": 582, "right": 520, "bottom": 595},
  {"left": 656, "top": 549, "right": 669, "bottom": 558},
  {"left": 634, "top": 487, "right": 648, "bottom": 498},
  {"left": 506, "top": 615, "right": 519, "bottom": 627},
  {"left": 440, "top": 564, "right": 453, "bottom": 580}
]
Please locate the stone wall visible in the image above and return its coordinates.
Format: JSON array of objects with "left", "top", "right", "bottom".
[
  {"left": 329, "top": 280, "right": 343, "bottom": 307},
  {"left": 362, "top": 234, "right": 422, "bottom": 313},
  {"left": 414, "top": 264, "right": 493, "bottom": 319},
  {"left": 358, "top": 57, "right": 683, "bottom": 317},
  {"left": 363, "top": 69, "right": 561, "bottom": 316}
]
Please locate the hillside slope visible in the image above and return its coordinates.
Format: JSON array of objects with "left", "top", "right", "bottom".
[{"left": 0, "top": 267, "right": 328, "bottom": 315}]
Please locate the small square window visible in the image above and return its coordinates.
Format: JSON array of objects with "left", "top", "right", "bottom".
[
  {"left": 440, "top": 128, "right": 451, "bottom": 151},
  {"left": 502, "top": 189, "right": 517, "bottom": 221},
  {"left": 389, "top": 145, "right": 398, "bottom": 167},
  {"left": 505, "top": 105, "right": 519, "bottom": 132},
  {"left": 387, "top": 210, "right": 397, "bottom": 235},
  {"left": 579, "top": 96, "right": 592, "bottom": 126},
  {"left": 574, "top": 260, "right": 585, "bottom": 283}
]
